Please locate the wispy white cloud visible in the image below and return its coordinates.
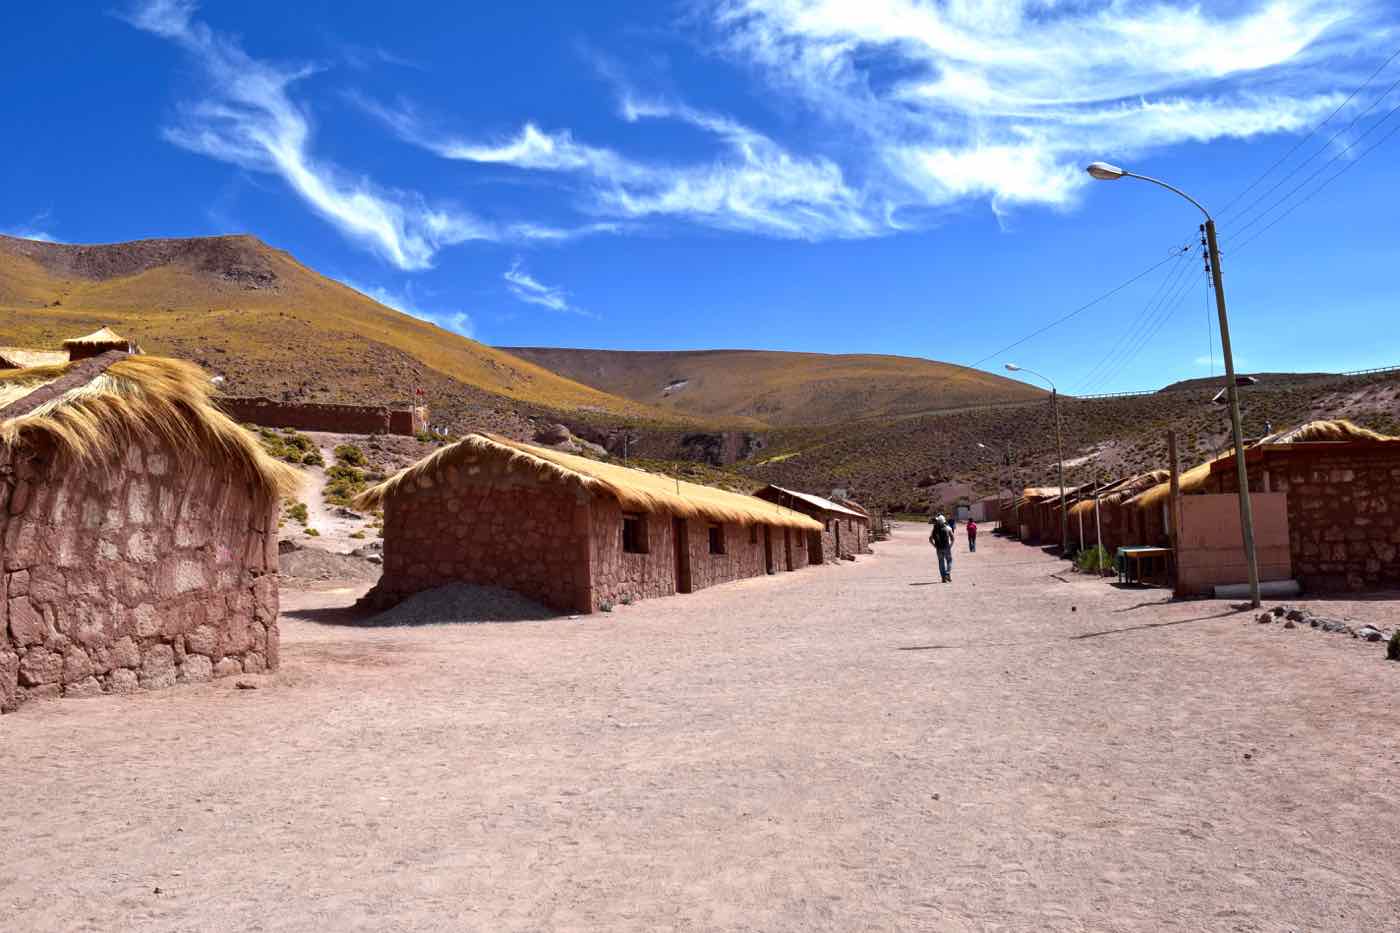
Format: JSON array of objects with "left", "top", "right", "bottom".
[
  {"left": 710, "top": 0, "right": 1374, "bottom": 215},
  {"left": 123, "top": 0, "right": 491, "bottom": 270},
  {"left": 340, "top": 277, "right": 474, "bottom": 337},
  {"left": 503, "top": 259, "right": 595, "bottom": 317},
  {"left": 1, "top": 209, "right": 60, "bottom": 242},
  {"left": 359, "top": 92, "right": 879, "bottom": 239}
]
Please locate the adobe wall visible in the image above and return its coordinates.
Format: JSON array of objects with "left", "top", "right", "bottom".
[
  {"left": 588, "top": 500, "right": 678, "bottom": 609},
  {"left": 1, "top": 435, "right": 279, "bottom": 713},
  {"left": 686, "top": 521, "right": 771, "bottom": 592},
  {"left": 1205, "top": 448, "right": 1400, "bottom": 591},
  {"left": 218, "top": 396, "right": 425, "bottom": 436},
  {"left": 369, "top": 458, "right": 591, "bottom": 613}
]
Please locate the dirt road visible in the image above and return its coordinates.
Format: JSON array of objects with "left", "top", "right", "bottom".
[{"left": 4, "top": 527, "right": 1398, "bottom": 931}]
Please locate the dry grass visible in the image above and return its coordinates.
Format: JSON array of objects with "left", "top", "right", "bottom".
[
  {"left": 357, "top": 432, "right": 823, "bottom": 532},
  {"left": 1, "top": 354, "right": 302, "bottom": 498}
]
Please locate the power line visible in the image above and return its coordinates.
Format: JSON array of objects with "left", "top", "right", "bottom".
[
  {"left": 961, "top": 241, "right": 1193, "bottom": 380},
  {"left": 1226, "top": 68, "right": 1400, "bottom": 233},
  {"left": 1075, "top": 245, "right": 1196, "bottom": 392},
  {"left": 1230, "top": 114, "right": 1400, "bottom": 255},
  {"left": 1227, "top": 94, "right": 1400, "bottom": 244},
  {"left": 1219, "top": 45, "right": 1400, "bottom": 218},
  {"left": 1204, "top": 274, "right": 1215, "bottom": 378},
  {"left": 1083, "top": 256, "right": 1203, "bottom": 393}
]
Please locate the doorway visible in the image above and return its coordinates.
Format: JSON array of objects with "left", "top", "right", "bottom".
[
  {"left": 672, "top": 517, "right": 692, "bottom": 593},
  {"left": 763, "top": 526, "right": 774, "bottom": 574}
]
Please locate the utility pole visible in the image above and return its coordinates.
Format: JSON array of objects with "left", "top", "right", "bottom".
[
  {"left": 1085, "top": 161, "right": 1260, "bottom": 609},
  {"left": 1053, "top": 387, "right": 1068, "bottom": 554},
  {"left": 1204, "top": 220, "right": 1261, "bottom": 608}
]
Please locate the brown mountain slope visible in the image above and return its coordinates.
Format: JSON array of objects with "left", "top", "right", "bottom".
[
  {"left": 0, "top": 234, "right": 695, "bottom": 426},
  {"left": 500, "top": 347, "right": 1046, "bottom": 427}
]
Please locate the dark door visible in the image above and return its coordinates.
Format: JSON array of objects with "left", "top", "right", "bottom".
[
  {"left": 835, "top": 522, "right": 842, "bottom": 558},
  {"left": 763, "top": 526, "right": 774, "bottom": 574},
  {"left": 673, "top": 517, "right": 692, "bottom": 593}
]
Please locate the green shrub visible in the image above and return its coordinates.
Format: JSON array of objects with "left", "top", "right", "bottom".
[
  {"left": 1076, "top": 545, "right": 1115, "bottom": 574},
  {"left": 349, "top": 530, "right": 366, "bottom": 539},
  {"left": 1388, "top": 629, "right": 1399, "bottom": 662},
  {"left": 304, "top": 527, "right": 320, "bottom": 537},
  {"left": 599, "top": 600, "right": 614, "bottom": 613},
  {"left": 324, "top": 463, "right": 368, "bottom": 507},
  {"left": 301, "top": 448, "right": 325, "bottom": 467},
  {"left": 284, "top": 502, "right": 309, "bottom": 525},
  {"left": 334, "top": 443, "right": 366, "bottom": 466}
]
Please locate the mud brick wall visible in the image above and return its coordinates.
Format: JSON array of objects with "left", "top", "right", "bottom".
[
  {"left": 589, "top": 499, "right": 677, "bottom": 608},
  {"left": 371, "top": 458, "right": 591, "bottom": 613},
  {"left": 684, "top": 521, "right": 770, "bottom": 592},
  {"left": 1203, "top": 448, "right": 1400, "bottom": 592},
  {"left": 218, "top": 397, "right": 425, "bottom": 437},
  {"left": 0, "top": 436, "right": 279, "bottom": 713}
]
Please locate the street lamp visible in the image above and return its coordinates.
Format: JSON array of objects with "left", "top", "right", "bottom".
[
  {"left": 1086, "top": 160, "right": 1260, "bottom": 608},
  {"left": 977, "top": 441, "right": 1017, "bottom": 535},
  {"left": 1005, "top": 363, "right": 1068, "bottom": 554}
]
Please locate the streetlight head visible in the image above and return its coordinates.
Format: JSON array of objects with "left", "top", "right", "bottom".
[
  {"left": 1086, "top": 161, "right": 1126, "bottom": 181},
  {"left": 1004, "top": 363, "right": 1021, "bottom": 372}
]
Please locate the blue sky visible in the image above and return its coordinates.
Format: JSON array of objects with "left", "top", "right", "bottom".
[{"left": 3, "top": 0, "right": 1399, "bottom": 394}]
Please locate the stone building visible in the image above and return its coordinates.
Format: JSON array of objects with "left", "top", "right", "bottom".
[
  {"left": 752, "top": 485, "right": 870, "bottom": 561},
  {"left": 1, "top": 353, "right": 300, "bottom": 712},
  {"left": 356, "top": 433, "right": 824, "bottom": 614},
  {"left": 1132, "top": 420, "right": 1400, "bottom": 592}
]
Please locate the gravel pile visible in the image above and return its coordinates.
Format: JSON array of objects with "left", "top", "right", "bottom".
[
  {"left": 279, "top": 545, "right": 382, "bottom": 583},
  {"left": 366, "top": 583, "right": 560, "bottom": 627}
]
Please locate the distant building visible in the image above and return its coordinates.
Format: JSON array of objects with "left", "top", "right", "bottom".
[
  {"left": 1, "top": 353, "right": 299, "bottom": 712},
  {"left": 356, "top": 433, "right": 824, "bottom": 614},
  {"left": 753, "top": 484, "right": 870, "bottom": 561},
  {"left": 61, "top": 326, "right": 137, "bottom": 361}
]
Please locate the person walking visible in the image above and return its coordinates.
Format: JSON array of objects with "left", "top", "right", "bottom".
[
  {"left": 966, "top": 518, "right": 978, "bottom": 553},
  {"left": 930, "top": 513, "right": 955, "bottom": 583}
]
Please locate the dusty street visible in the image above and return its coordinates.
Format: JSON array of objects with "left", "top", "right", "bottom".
[{"left": 4, "top": 526, "right": 1399, "bottom": 932}]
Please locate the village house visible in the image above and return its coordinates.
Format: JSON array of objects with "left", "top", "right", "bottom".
[
  {"left": 830, "top": 495, "right": 875, "bottom": 554},
  {"left": 1132, "top": 420, "right": 1400, "bottom": 593},
  {"left": 355, "top": 433, "right": 824, "bottom": 614},
  {"left": 1, "top": 353, "right": 299, "bottom": 712},
  {"left": 752, "top": 485, "right": 870, "bottom": 561}
]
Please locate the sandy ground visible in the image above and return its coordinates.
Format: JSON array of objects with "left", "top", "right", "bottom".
[{"left": 4, "top": 527, "right": 1399, "bottom": 931}]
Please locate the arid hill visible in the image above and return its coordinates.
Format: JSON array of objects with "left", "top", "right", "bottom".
[
  {"left": 0, "top": 234, "right": 688, "bottom": 429},
  {"left": 502, "top": 346, "right": 1046, "bottom": 427}
]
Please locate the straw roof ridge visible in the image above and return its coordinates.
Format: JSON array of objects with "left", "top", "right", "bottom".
[
  {"left": 1, "top": 355, "right": 301, "bottom": 499},
  {"left": 355, "top": 432, "right": 822, "bottom": 532},
  {"left": 1131, "top": 419, "right": 1400, "bottom": 511},
  {"left": 0, "top": 347, "right": 69, "bottom": 370},
  {"left": 63, "top": 326, "right": 129, "bottom": 348}
]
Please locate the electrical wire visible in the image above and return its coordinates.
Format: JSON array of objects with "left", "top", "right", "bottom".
[
  {"left": 1218, "top": 45, "right": 1400, "bottom": 219},
  {"left": 1230, "top": 114, "right": 1400, "bottom": 255},
  {"left": 1074, "top": 244, "right": 1196, "bottom": 392},
  {"left": 1226, "top": 71, "right": 1400, "bottom": 234},
  {"left": 1087, "top": 268, "right": 1204, "bottom": 392}
]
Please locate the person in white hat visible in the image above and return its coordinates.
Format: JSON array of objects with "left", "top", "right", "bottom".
[{"left": 929, "top": 513, "right": 955, "bottom": 583}]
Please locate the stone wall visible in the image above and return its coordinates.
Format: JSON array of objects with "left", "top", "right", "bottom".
[
  {"left": 370, "top": 458, "right": 592, "bottom": 613},
  {"left": 684, "top": 520, "right": 770, "bottom": 592},
  {"left": 218, "top": 396, "right": 426, "bottom": 437},
  {"left": 1202, "top": 447, "right": 1400, "bottom": 591},
  {"left": 589, "top": 500, "right": 678, "bottom": 609},
  {"left": 1, "top": 435, "right": 279, "bottom": 713}
]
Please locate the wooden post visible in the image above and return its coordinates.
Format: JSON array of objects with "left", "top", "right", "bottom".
[{"left": 1168, "top": 430, "right": 1183, "bottom": 596}]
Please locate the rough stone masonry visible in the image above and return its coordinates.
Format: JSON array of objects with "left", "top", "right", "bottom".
[{"left": 1, "top": 433, "right": 280, "bottom": 712}]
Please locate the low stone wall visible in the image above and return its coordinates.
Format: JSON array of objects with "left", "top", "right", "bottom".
[
  {"left": 218, "top": 396, "right": 426, "bottom": 437},
  {"left": 370, "top": 460, "right": 591, "bottom": 613},
  {"left": 1, "top": 436, "right": 279, "bottom": 713}
]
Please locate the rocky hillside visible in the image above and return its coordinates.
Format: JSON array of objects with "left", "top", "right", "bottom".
[
  {"left": 0, "top": 234, "right": 688, "bottom": 430},
  {"left": 501, "top": 346, "right": 1045, "bottom": 427}
]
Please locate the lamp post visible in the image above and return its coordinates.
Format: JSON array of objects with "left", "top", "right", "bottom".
[
  {"left": 1004, "top": 363, "right": 1068, "bottom": 554},
  {"left": 977, "top": 442, "right": 1016, "bottom": 534},
  {"left": 1086, "top": 161, "right": 1260, "bottom": 608}
]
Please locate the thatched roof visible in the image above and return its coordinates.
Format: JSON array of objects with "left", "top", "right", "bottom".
[
  {"left": 62, "top": 326, "right": 130, "bottom": 349},
  {"left": 1131, "top": 419, "right": 1398, "bottom": 510},
  {"left": 356, "top": 432, "right": 823, "bottom": 532},
  {"left": 0, "top": 347, "right": 69, "bottom": 370},
  {"left": 1, "top": 355, "right": 301, "bottom": 499},
  {"left": 757, "top": 484, "right": 867, "bottom": 519}
]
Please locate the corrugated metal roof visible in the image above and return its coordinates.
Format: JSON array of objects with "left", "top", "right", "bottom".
[{"left": 761, "top": 484, "right": 867, "bottom": 519}]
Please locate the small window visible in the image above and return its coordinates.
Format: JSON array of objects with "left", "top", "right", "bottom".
[
  {"left": 708, "top": 524, "right": 726, "bottom": 555},
  {"left": 749, "top": 524, "right": 759, "bottom": 544},
  {"left": 623, "top": 513, "right": 648, "bottom": 554}
]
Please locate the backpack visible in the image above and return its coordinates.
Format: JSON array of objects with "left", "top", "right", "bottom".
[{"left": 930, "top": 523, "right": 952, "bottom": 549}]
